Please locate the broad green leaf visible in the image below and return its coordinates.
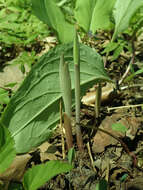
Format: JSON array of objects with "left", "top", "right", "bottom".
[
  {"left": 23, "top": 160, "right": 73, "bottom": 190},
  {"left": 31, "top": 0, "right": 74, "bottom": 43},
  {"left": 74, "top": 0, "right": 115, "bottom": 33},
  {"left": 90, "top": 0, "right": 116, "bottom": 33},
  {"left": 74, "top": 0, "right": 97, "bottom": 32},
  {"left": 31, "top": 0, "right": 51, "bottom": 26},
  {"left": 1, "top": 43, "right": 112, "bottom": 153},
  {"left": 111, "top": 123, "right": 128, "bottom": 133},
  {"left": 0, "top": 123, "right": 16, "bottom": 174},
  {"left": 112, "top": 0, "right": 143, "bottom": 41}
]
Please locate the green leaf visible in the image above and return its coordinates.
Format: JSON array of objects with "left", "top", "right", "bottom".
[
  {"left": 111, "top": 123, "right": 128, "bottom": 133},
  {"left": 1, "top": 43, "right": 112, "bottom": 153},
  {"left": 0, "top": 123, "right": 16, "bottom": 174},
  {"left": 102, "top": 42, "right": 118, "bottom": 54},
  {"left": 4, "top": 82, "right": 17, "bottom": 88},
  {"left": 31, "top": 0, "right": 74, "bottom": 43},
  {"left": 68, "top": 147, "right": 75, "bottom": 165},
  {"left": 90, "top": 0, "right": 116, "bottom": 33},
  {"left": 23, "top": 160, "right": 73, "bottom": 190},
  {"left": 0, "top": 88, "right": 10, "bottom": 105},
  {"left": 74, "top": 0, "right": 115, "bottom": 33},
  {"left": 112, "top": 0, "right": 143, "bottom": 41},
  {"left": 120, "top": 173, "right": 128, "bottom": 182},
  {"left": 111, "top": 44, "right": 124, "bottom": 61},
  {"left": 74, "top": 0, "right": 97, "bottom": 32}
]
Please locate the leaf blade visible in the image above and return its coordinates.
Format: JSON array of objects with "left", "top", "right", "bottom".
[
  {"left": 0, "top": 123, "right": 16, "bottom": 174},
  {"left": 74, "top": 0, "right": 97, "bottom": 32},
  {"left": 1, "top": 43, "right": 112, "bottom": 153},
  {"left": 112, "top": 0, "right": 143, "bottom": 41},
  {"left": 90, "top": 0, "right": 116, "bottom": 33},
  {"left": 23, "top": 160, "right": 73, "bottom": 190},
  {"left": 31, "top": 0, "right": 74, "bottom": 43}
]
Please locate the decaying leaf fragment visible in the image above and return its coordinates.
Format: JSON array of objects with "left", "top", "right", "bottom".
[
  {"left": 38, "top": 142, "right": 62, "bottom": 162},
  {"left": 92, "top": 114, "right": 140, "bottom": 153},
  {"left": 82, "top": 83, "right": 117, "bottom": 106},
  {"left": 0, "top": 154, "right": 31, "bottom": 181}
]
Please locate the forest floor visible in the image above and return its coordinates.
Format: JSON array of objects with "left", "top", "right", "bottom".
[{"left": 1, "top": 32, "right": 143, "bottom": 190}]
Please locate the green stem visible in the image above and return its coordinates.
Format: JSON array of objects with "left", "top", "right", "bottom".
[{"left": 73, "top": 27, "right": 84, "bottom": 152}]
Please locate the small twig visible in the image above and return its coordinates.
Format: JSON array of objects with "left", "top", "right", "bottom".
[
  {"left": 107, "top": 104, "right": 143, "bottom": 112},
  {"left": 118, "top": 59, "right": 133, "bottom": 85},
  {"left": 120, "top": 84, "right": 143, "bottom": 90},
  {"left": 0, "top": 86, "right": 11, "bottom": 91},
  {"left": 95, "top": 83, "right": 102, "bottom": 118},
  {"left": 105, "top": 158, "right": 110, "bottom": 183},
  {"left": 87, "top": 142, "right": 97, "bottom": 172}
]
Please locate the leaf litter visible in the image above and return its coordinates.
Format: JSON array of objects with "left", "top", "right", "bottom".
[{"left": 1, "top": 33, "right": 143, "bottom": 190}]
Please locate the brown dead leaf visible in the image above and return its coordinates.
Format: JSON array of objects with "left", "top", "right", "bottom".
[
  {"left": 126, "top": 117, "right": 140, "bottom": 139},
  {"left": 38, "top": 142, "right": 62, "bottom": 162},
  {"left": 82, "top": 83, "right": 117, "bottom": 106},
  {"left": 0, "top": 154, "right": 31, "bottom": 181},
  {"left": 92, "top": 114, "right": 140, "bottom": 153},
  {"left": 38, "top": 141, "right": 51, "bottom": 152}
]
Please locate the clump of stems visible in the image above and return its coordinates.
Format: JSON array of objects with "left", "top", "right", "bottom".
[{"left": 59, "top": 28, "right": 84, "bottom": 152}]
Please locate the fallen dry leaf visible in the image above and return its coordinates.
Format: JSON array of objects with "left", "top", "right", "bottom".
[
  {"left": 92, "top": 114, "right": 140, "bottom": 153},
  {"left": 0, "top": 154, "right": 31, "bottom": 181},
  {"left": 82, "top": 83, "right": 117, "bottom": 106},
  {"left": 38, "top": 142, "right": 62, "bottom": 162}
]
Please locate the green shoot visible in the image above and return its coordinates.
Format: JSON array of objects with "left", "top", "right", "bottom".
[
  {"left": 59, "top": 53, "right": 72, "bottom": 117},
  {"left": 68, "top": 147, "right": 75, "bottom": 165},
  {"left": 59, "top": 53, "right": 73, "bottom": 150},
  {"left": 73, "top": 27, "right": 84, "bottom": 152}
]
